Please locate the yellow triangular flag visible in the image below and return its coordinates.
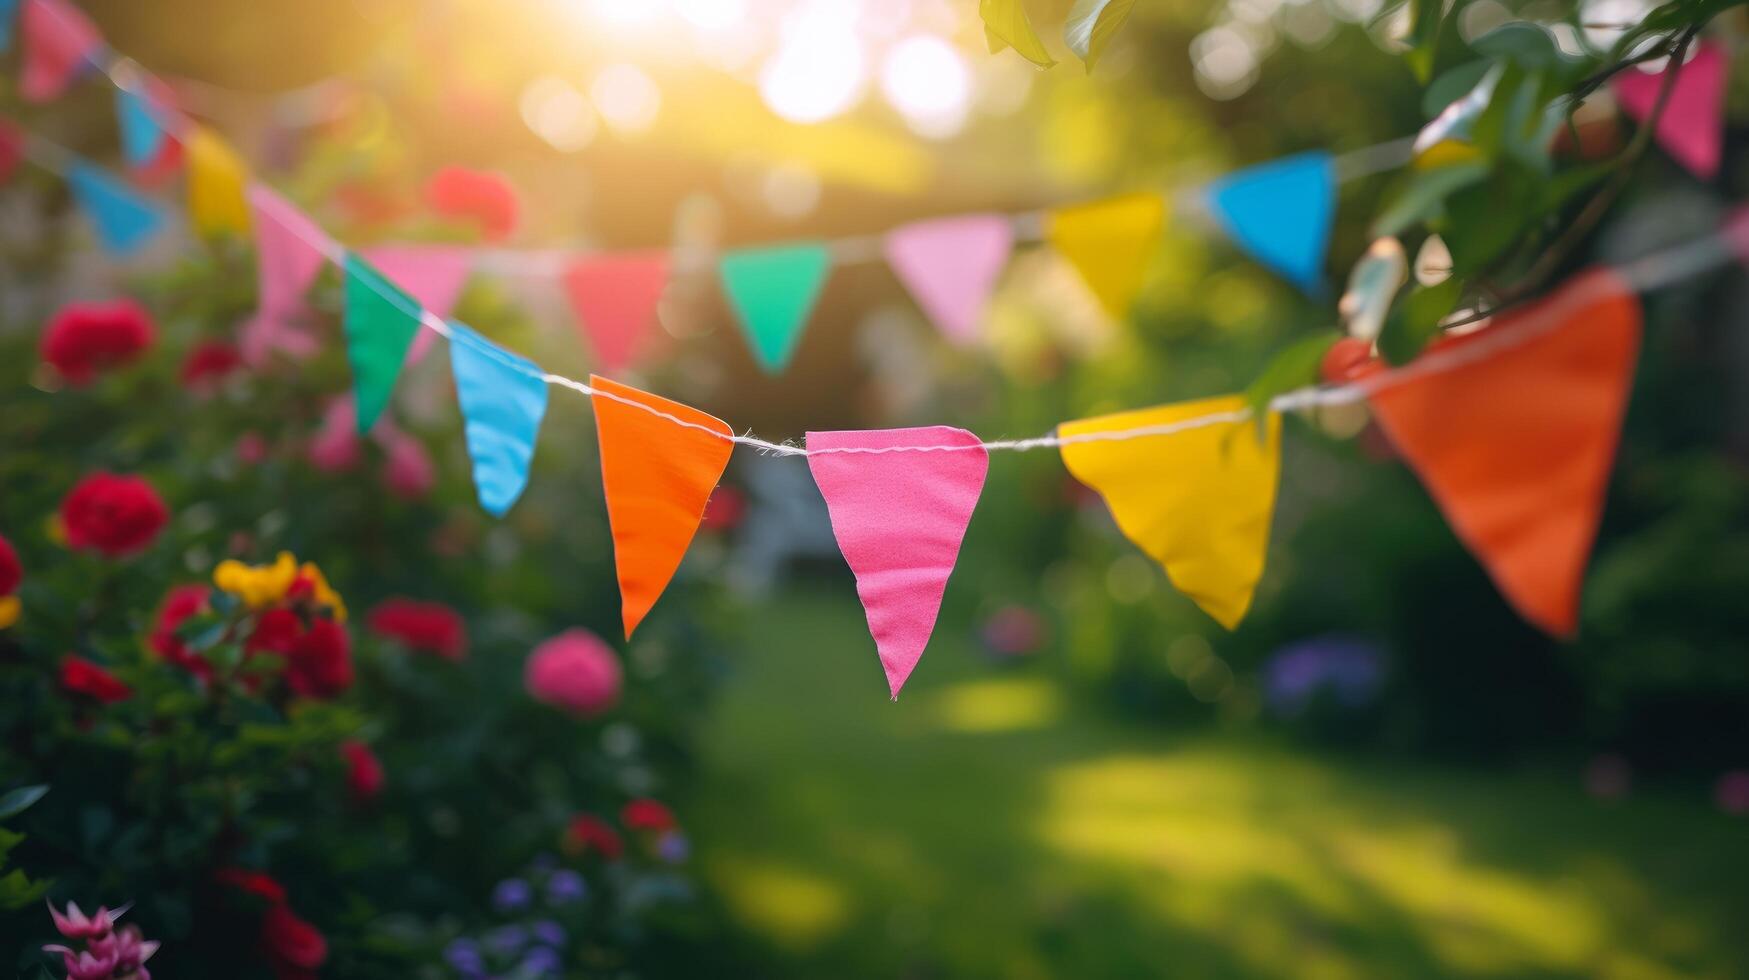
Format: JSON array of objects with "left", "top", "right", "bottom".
[
  {"left": 185, "top": 126, "right": 252, "bottom": 238},
  {"left": 1045, "top": 192, "right": 1166, "bottom": 318},
  {"left": 1059, "top": 394, "right": 1280, "bottom": 628}
]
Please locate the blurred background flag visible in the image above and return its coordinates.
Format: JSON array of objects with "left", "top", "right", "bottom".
[
  {"left": 449, "top": 322, "right": 548, "bottom": 518},
  {"left": 1059, "top": 396, "right": 1281, "bottom": 630},
  {"left": 66, "top": 159, "right": 163, "bottom": 255},
  {"left": 0, "top": 0, "right": 15, "bottom": 51},
  {"left": 591, "top": 375, "right": 734, "bottom": 640},
  {"left": 342, "top": 253, "right": 423, "bottom": 433},
  {"left": 718, "top": 242, "right": 832, "bottom": 373},
  {"left": 1045, "top": 192, "right": 1166, "bottom": 318},
  {"left": 115, "top": 86, "right": 166, "bottom": 167},
  {"left": 1366, "top": 270, "right": 1642, "bottom": 637},
  {"left": 1205, "top": 151, "right": 1337, "bottom": 294},
  {"left": 1612, "top": 41, "right": 1729, "bottom": 180},
  {"left": 363, "top": 245, "right": 473, "bottom": 363},
  {"left": 562, "top": 253, "right": 670, "bottom": 374},
  {"left": 884, "top": 214, "right": 1014, "bottom": 346},
  {"left": 243, "top": 185, "right": 332, "bottom": 365},
  {"left": 806, "top": 426, "right": 988, "bottom": 698},
  {"left": 19, "top": 0, "right": 99, "bottom": 102},
  {"left": 184, "top": 126, "right": 251, "bottom": 238}
]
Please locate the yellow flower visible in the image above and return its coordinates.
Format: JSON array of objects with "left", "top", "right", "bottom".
[
  {"left": 0, "top": 596, "right": 19, "bottom": 629},
  {"left": 213, "top": 551, "right": 300, "bottom": 610},
  {"left": 296, "top": 561, "right": 347, "bottom": 622}
]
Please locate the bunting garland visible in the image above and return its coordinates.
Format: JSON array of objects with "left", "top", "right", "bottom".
[
  {"left": 342, "top": 253, "right": 424, "bottom": 433},
  {"left": 885, "top": 214, "right": 1014, "bottom": 344},
  {"left": 1613, "top": 41, "right": 1729, "bottom": 180},
  {"left": 244, "top": 184, "right": 333, "bottom": 364},
  {"left": 66, "top": 160, "right": 164, "bottom": 254},
  {"left": 450, "top": 323, "right": 549, "bottom": 517},
  {"left": 184, "top": 126, "right": 251, "bottom": 238},
  {"left": 1046, "top": 192, "right": 1167, "bottom": 317},
  {"left": 562, "top": 253, "right": 670, "bottom": 373},
  {"left": 115, "top": 87, "right": 166, "bottom": 167},
  {"left": 20, "top": 0, "right": 99, "bottom": 104},
  {"left": 1205, "top": 152, "right": 1336, "bottom": 294},
  {"left": 363, "top": 245, "right": 474, "bottom": 363},
  {"left": 719, "top": 243, "right": 833, "bottom": 372}
]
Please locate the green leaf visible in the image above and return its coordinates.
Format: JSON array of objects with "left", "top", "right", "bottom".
[
  {"left": 1404, "top": 0, "right": 1446, "bottom": 83},
  {"left": 1422, "top": 60, "right": 1491, "bottom": 118},
  {"left": 1468, "top": 22, "right": 1577, "bottom": 72},
  {"left": 1244, "top": 333, "right": 1339, "bottom": 418},
  {"left": 1378, "top": 278, "right": 1462, "bottom": 365},
  {"left": 0, "top": 785, "right": 47, "bottom": 821},
  {"left": 1542, "top": 161, "right": 1613, "bottom": 211},
  {"left": 1438, "top": 166, "right": 1535, "bottom": 273},
  {"left": 1371, "top": 162, "right": 1490, "bottom": 238},
  {"left": 0, "top": 867, "right": 50, "bottom": 911},
  {"left": 1064, "top": 0, "right": 1138, "bottom": 72},
  {"left": 981, "top": 0, "right": 1057, "bottom": 67}
]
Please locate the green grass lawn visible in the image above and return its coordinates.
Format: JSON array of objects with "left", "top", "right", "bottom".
[{"left": 690, "top": 591, "right": 1749, "bottom": 980}]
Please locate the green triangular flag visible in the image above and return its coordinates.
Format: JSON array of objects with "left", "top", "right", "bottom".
[
  {"left": 718, "top": 243, "right": 832, "bottom": 373},
  {"left": 343, "top": 253, "right": 424, "bottom": 433}
]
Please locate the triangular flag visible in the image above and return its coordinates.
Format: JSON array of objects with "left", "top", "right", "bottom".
[
  {"left": 67, "top": 161, "right": 164, "bottom": 255},
  {"left": 591, "top": 375, "right": 734, "bottom": 638},
  {"left": 449, "top": 322, "right": 548, "bottom": 516},
  {"left": 242, "top": 184, "right": 333, "bottom": 364},
  {"left": 342, "top": 253, "right": 424, "bottom": 433},
  {"left": 1365, "top": 269, "right": 1641, "bottom": 637},
  {"left": 1045, "top": 192, "right": 1166, "bottom": 317},
  {"left": 884, "top": 214, "right": 1014, "bottom": 345},
  {"left": 806, "top": 426, "right": 988, "bottom": 698},
  {"left": 1613, "top": 42, "right": 1728, "bottom": 180},
  {"left": 718, "top": 243, "right": 831, "bottom": 372},
  {"left": 185, "top": 126, "right": 252, "bottom": 238},
  {"left": 1060, "top": 396, "right": 1280, "bottom": 629},
  {"left": 20, "top": 0, "right": 99, "bottom": 103},
  {"left": 364, "top": 245, "right": 473, "bottom": 364},
  {"left": 116, "top": 86, "right": 167, "bottom": 166},
  {"left": 561, "top": 252, "right": 669, "bottom": 372},
  {"left": 0, "top": 0, "right": 17, "bottom": 52},
  {"left": 1206, "top": 151, "right": 1336, "bottom": 293}
]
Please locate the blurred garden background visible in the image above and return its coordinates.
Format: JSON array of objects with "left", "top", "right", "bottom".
[{"left": 4, "top": 0, "right": 1749, "bottom": 977}]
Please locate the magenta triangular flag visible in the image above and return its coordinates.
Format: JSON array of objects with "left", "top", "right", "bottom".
[
  {"left": 363, "top": 246, "right": 473, "bottom": 363},
  {"left": 242, "top": 185, "right": 334, "bottom": 365},
  {"left": 21, "top": 0, "right": 102, "bottom": 103},
  {"left": 1613, "top": 42, "right": 1728, "bottom": 180},
  {"left": 884, "top": 215, "right": 1013, "bottom": 344},
  {"left": 806, "top": 426, "right": 988, "bottom": 698},
  {"left": 562, "top": 252, "right": 669, "bottom": 372}
]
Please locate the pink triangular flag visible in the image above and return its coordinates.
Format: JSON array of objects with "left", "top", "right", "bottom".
[
  {"left": 242, "top": 185, "right": 335, "bottom": 365},
  {"left": 562, "top": 252, "right": 669, "bottom": 372},
  {"left": 363, "top": 246, "right": 473, "bottom": 363},
  {"left": 21, "top": 0, "right": 102, "bottom": 103},
  {"left": 1613, "top": 42, "right": 1728, "bottom": 180},
  {"left": 806, "top": 426, "right": 988, "bottom": 698},
  {"left": 884, "top": 215, "right": 1014, "bottom": 344}
]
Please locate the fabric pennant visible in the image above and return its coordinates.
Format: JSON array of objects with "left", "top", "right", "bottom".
[
  {"left": 21, "top": 0, "right": 100, "bottom": 103},
  {"left": 1046, "top": 192, "right": 1166, "bottom": 317},
  {"left": 364, "top": 245, "right": 474, "bottom": 363},
  {"left": 884, "top": 214, "right": 1014, "bottom": 345},
  {"left": 1206, "top": 151, "right": 1336, "bottom": 293},
  {"left": 242, "top": 184, "right": 333, "bottom": 364},
  {"left": 806, "top": 426, "right": 988, "bottom": 698},
  {"left": 185, "top": 126, "right": 252, "bottom": 238},
  {"left": 0, "top": 0, "right": 17, "bottom": 52},
  {"left": 1365, "top": 269, "right": 1641, "bottom": 637},
  {"left": 1060, "top": 396, "right": 1280, "bottom": 629},
  {"left": 449, "top": 322, "right": 548, "bottom": 517},
  {"left": 342, "top": 253, "right": 425, "bottom": 433},
  {"left": 562, "top": 252, "right": 669, "bottom": 372},
  {"left": 116, "top": 86, "right": 167, "bottom": 166},
  {"left": 67, "top": 161, "right": 165, "bottom": 255},
  {"left": 592, "top": 374, "right": 734, "bottom": 639},
  {"left": 1613, "top": 41, "right": 1728, "bottom": 180},
  {"left": 718, "top": 243, "right": 832, "bottom": 372}
]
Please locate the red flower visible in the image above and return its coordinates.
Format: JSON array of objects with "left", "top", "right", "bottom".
[
  {"left": 260, "top": 904, "right": 327, "bottom": 975},
  {"left": 59, "top": 656, "right": 132, "bottom": 704},
  {"left": 214, "top": 867, "right": 288, "bottom": 904},
  {"left": 0, "top": 121, "right": 23, "bottom": 184},
  {"left": 0, "top": 533, "right": 20, "bottom": 597},
  {"left": 620, "top": 798, "right": 676, "bottom": 832},
  {"left": 247, "top": 611, "right": 355, "bottom": 699},
  {"left": 562, "top": 814, "right": 623, "bottom": 860},
  {"left": 39, "top": 300, "right": 157, "bottom": 386},
  {"left": 366, "top": 598, "right": 467, "bottom": 660},
  {"left": 424, "top": 165, "right": 519, "bottom": 242},
  {"left": 59, "top": 473, "right": 170, "bottom": 558},
  {"left": 701, "top": 487, "right": 746, "bottom": 532},
  {"left": 340, "top": 739, "right": 385, "bottom": 801},
  {"left": 179, "top": 341, "right": 243, "bottom": 393},
  {"left": 149, "top": 584, "right": 214, "bottom": 677}
]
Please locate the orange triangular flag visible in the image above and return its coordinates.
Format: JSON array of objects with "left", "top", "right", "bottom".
[
  {"left": 591, "top": 375, "right": 734, "bottom": 638},
  {"left": 1365, "top": 269, "right": 1641, "bottom": 637}
]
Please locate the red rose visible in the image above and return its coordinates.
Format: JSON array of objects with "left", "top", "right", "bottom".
[
  {"left": 59, "top": 655, "right": 132, "bottom": 704},
  {"left": 59, "top": 473, "right": 170, "bottom": 558},
  {"left": 562, "top": 814, "right": 623, "bottom": 860},
  {"left": 0, "top": 533, "right": 21, "bottom": 596},
  {"left": 150, "top": 584, "right": 214, "bottom": 677},
  {"left": 424, "top": 165, "right": 519, "bottom": 242},
  {"left": 285, "top": 618, "right": 353, "bottom": 699},
  {"left": 39, "top": 300, "right": 157, "bottom": 385},
  {"left": 179, "top": 341, "right": 243, "bottom": 393},
  {"left": 620, "top": 798, "right": 676, "bottom": 832},
  {"left": 340, "top": 739, "right": 384, "bottom": 801},
  {"left": 214, "top": 867, "right": 288, "bottom": 904},
  {"left": 366, "top": 598, "right": 467, "bottom": 660},
  {"left": 260, "top": 904, "right": 327, "bottom": 973}
]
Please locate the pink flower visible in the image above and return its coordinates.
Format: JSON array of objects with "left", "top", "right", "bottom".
[
  {"left": 1716, "top": 770, "right": 1749, "bottom": 815},
  {"left": 980, "top": 605, "right": 1047, "bottom": 657},
  {"left": 621, "top": 798, "right": 676, "bottom": 832},
  {"left": 236, "top": 432, "right": 269, "bottom": 466},
  {"left": 179, "top": 341, "right": 243, "bottom": 393},
  {"left": 340, "top": 739, "right": 385, "bottom": 801},
  {"left": 380, "top": 431, "right": 436, "bottom": 499},
  {"left": 306, "top": 399, "right": 361, "bottom": 473},
  {"left": 148, "top": 584, "right": 214, "bottom": 678},
  {"left": 88, "top": 924, "right": 159, "bottom": 976},
  {"left": 48, "top": 900, "right": 128, "bottom": 941},
  {"left": 41, "top": 945, "right": 118, "bottom": 980},
  {"left": 524, "top": 629, "right": 621, "bottom": 716}
]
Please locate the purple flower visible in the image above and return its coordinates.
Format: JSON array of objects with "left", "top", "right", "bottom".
[
  {"left": 518, "top": 945, "right": 563, "bottom": 977},
  {"left": 657, "top": 831, "right": 691, "bottom": 864},
  {"left": 531, "top": 919, "right": 565, "bottom": 947},
  {"left": 544, "top": 869, "right": 586, "bottom": 905},
  {"left": 445, "top": 938, "right": 485, "bottom": 977},
  {"left": 485, "top": 924, "right": 528, "bottom": 956},
  {"left": 1261, "top": 635, "right": 1384, "bottom": 717},
  {"left": 491, "top": 877, "right": 532, "bottom": 913}
]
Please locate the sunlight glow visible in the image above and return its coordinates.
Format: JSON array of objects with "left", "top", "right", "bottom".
[
  {"left": 758, "top": 6, "right": 867, "bottom": 124},
  {"left": 520, "top": 75, "right": 598, "bottom": 151},
  {"left": 591, "top": 63, "right": 662, "bottom": 134},
  {"left": 674, "top": 0, "right": 747, "bottom": 31},
  {"left": 880, "top": 35, "right": 971, "bottom": 139}
]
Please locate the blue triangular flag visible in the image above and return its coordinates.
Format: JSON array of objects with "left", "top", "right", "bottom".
[
  {"left": 1206, "top": 151, "right": 1336, "bottom": 294},
  {"left": 116, "top": 87, "right": 167, "bottom": 166},
  {"left": 0, "top": 0, "right": 18, "bottom": 52},
  {"left": 67, "top": 161, "right": 165, "bottom": 255},
  {"left": 449, "top": 321, "right": 548, "bottom": 516}
]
